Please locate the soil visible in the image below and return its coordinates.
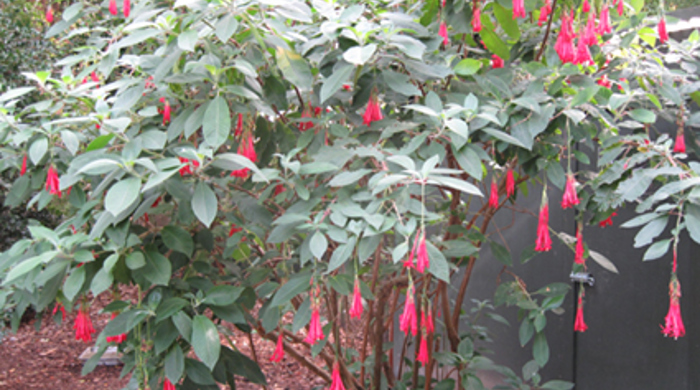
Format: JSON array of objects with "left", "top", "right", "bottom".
[{"left": 0, "top": 290, "right": 323, "bottom": 390}]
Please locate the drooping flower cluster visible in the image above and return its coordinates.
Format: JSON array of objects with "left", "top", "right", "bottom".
[
  {"left": 349, "top": 278, "right": 364, "bottom": 319},
  {"left": 52, "top": 302, "right": 66, "bottom": 321},
  {"left": 662, "top": 275, "right": 685, "bottom": 339},
  {"left": 270, "top": 333, "right": 285, "bottom": 362},
  {"left": 472, "top": 6, "right": 482, "bottom": 32},
  {"left": 399, "top": 285, "right": 418, "bottom": 336},
  {"left": 575, "top": 227, "right": 585, "bottom": 265},
  {"left": 491, "top": 54, "right": 504, "bottom": 69},
  {"left": 305, "top": 287, "right": 325, "bottom": 345},
  {"left": 329, "top": 362, "right": 346, "bottom": 390},
  {"left": 416, "top": 304, "right": 435, "bottom": 365},
  {"left": 362, "top": 96, "right": 383, "bottom": 126},
  {"left": 46, "top": 166, "right": 61, "bottom": 197},
  {"left": 512, "top": 0, "right": 525, "bottom": 19},
  {"left": 506, "top": 168, "right": 515, "bottom": 197},
  {"left": 537, "top": 0, "right": 551, "bottom": 26},
  {"left": 599, "top": 212, "right": 617, "bottom": 227},
  {"left": 438, "top": 22, "right": 449, "bottom": 46},
  {"left": 674, "top": 129, "right": 686, "bottom": 153},
  {"left": 597, "top": 4, "right": 612, "bottom": 36},
  {"left": 404, "top": 229, "right": 429, "bottom": 273},
  {"left": 659, "top": 17, "right": 669, "bottom": 43},
  {"left": 231, "top": 133, "right": 257, "bottom": 178},
  {"left": 159, "top": 97, "right": 171, "bottom": 125},
  {"left": 574, "top": 291, "right": 588, "bottom": 332},
  {"left": 561, "top": 174, "right": 580, "bottom": 209},
  {"left": 489, "top": 179, "right": 499, "bottom": 208},
  {"left": 535, "top": 193, "right": 551, "bottom": 252},
  {"left": 74, "top": 307, "right": 96, "bottom": 342},
  {"left": 163, "top": 379, "right": 176, "bottom": 390},
  {"left": 554, "top": 10, "right": 575, "bottom": 63},
  {"left": 178, "top": 157, "right": 199, "bottom": 176}
]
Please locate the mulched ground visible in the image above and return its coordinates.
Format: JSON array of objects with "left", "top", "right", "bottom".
[{"left": 0, "top": 289, "right": 325, "bottom": 390}]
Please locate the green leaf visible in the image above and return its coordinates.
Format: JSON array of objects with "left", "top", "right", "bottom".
[
  {"left": 329, "top": 169, "right": 373, "bottom": 187},
  {"left": 481, "top": 26, "right": 509, "bottom": 60},
  {"left": 143, "top": 249, "right": 172, "bottom": 286},
  {"left": 126, "top": 252, "right": 146, "bottom": 270},
  {"left": 426, "top": 241, "right": 450, "bottom": 282},
  {"left": 29, "top": 137, "right": 48, "bottom": 165},
  {"left": 454, "top": 59, "right": 483, "bottom": 76},
  {"left": 629, "top": 109, "right": 656, "bottom": 123},
  {"left": 643, "top": 239, "right": 671, "bottom": 261},
  {"left": 490, "top": 241, "right": 512, "bottom": 266},
  {"left": 326, "top": 236, "right": 357, "bottom": 274},
  {"left": 211, "top": 153, "right": 267, "bottom": 181},
  {"left": 192, "top": 315, "right": 221, "bottom": 371},
  {"left": 215, "top": 14, "right": 239, "bottom": 42},
  {"left": 178, "top": 29, "right": 198, "bottom": 52},
  {"left": 427, "top": 175, "right": 483, "bottom": 196},
  {"left": 165, "top": 345, "right": 185, "bottom": 383},
  {"left": 571, "top": 86, "right": 600, "bottom": 107},
  {"left": 342, "top": 44, "right": 377, "bottom": 66},
  {"left": 320, "top": 64, "right": 354, "bottom": 104},
  {"left": 492, "top": 3, "right": 521, "bottom": 40},
  {"left": 519, "top": 320, "right": 534, "bottom": 346},
  {"left": 202, "top": 285, "right": 243, "bottom": 306},
  {"left": 310, "top": 231, "right": 328, "bottom": 260},
  {"left": 191, "top": 182, "right": 218, "bottom": 227},
  {"left": 533, "top": 332, "right": 549, "bottom": 367},
  {"left": 86, "top": 134, "right": 115, "bottom": 151},
  {"left": 269, "top": 272, "right": 312, "bottom": 307},
  {"left": 162, "top": 226, "right": 194, "bottom": 256},
  {"left": 4, "top": 251, "right": 58, "bottom": 284},
  {"left": 63, "top": 266, "right": 85, "bottom": 301},
  {"left": 222, "top": 348, "right": 267, "bottom": 385},
  {"left": 275, "top": 47, "right": 313, "bottom": 90},
  {"left": 542, "top": 380, "right": 575, "bottom": 390},
  {"left": 156, "top": 297, "right": 189, "bottom": 323},
  {"left": 203, "top": 96, "right": 231, "bottom": 149},
  {"left": 105, "top": 177, "right": 141, "bottom": 217},
  {"left": 684, "top": 204, "right": 700, "bottom": 245},
  {"left": 458, "top": 338, "right": 474, "bottom": 358},
  {"left": 0, "top": 87, "right": 35, "bottom": 102}
]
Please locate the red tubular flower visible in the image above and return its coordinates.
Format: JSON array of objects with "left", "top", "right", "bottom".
[
  {"left": 228, "top": 224, "right": 242, "bottom": 238},
  {"left": 362, "top": 96, "right": 383, "bottom": 126},
  {"left": 535, "top": 198, "right": 551, "bottom": 252},
  {"left": 491, "top": 54, "right": 504, "bottom": 69},
  {"left": 661, "top": 276, "right": 685, "bottom": 340},
  {"left": 349, "top": 278, "right": 363, "bottom": 319},
  {"left": 575, "top": 228, "right": 585, "bottom": 265},
  {"left": 582, "top": 0, "right": 590, "bottom": 12},
  {"left": 555, "top": 11, "right": 575, "bottom": 63},
  {"left": 472, "top": 7, "right": 482, "bottom": 32},
  {"left": 270, "top": 333, "right": 285, "bottom": 362},
  {"left": 439, "top": 22, "right": 449, "bottom": 46},
  {"left": 160, "top": 97, "right": 171, "bottom": 125},
  {"left": 46, "top": 166, "right": 61, "bottom": 198},
  {"left": 404, "top": 230, "right": 421, "bottom": 269},
  {"left": 597, "top": 75, "right": 612, "bottom": 88},
  {"left": 109, "top": 0, "right": 118, "bottom": 15},
  {"left": 616, "top": 0, "right": 624, "bottom": 16},
  {"left": 342, "top": 84, "right": 352, "bottom": 91},
  {"left": 235, "top": 113, "right": 244, "bottom": 137},
  {"left": 597, "top": 4, "right": 612, "bottom": 36},
  {"left": 598, "top": 212, "right": 617, "bottom": 227},
  {"left": 574, "top": 296, "right": 588, "bottom": 332},
  {"left": 304, "top": 306, "right": 325, "bottom": 345},
  {"left": 90, "top": 71, "right": 99, "bottom": 83},
  {"left": 674, "top": 130, "right": 686, "bottom": 153},
  {"left": 123, "top": 0, "right": 130, "bottom": 17},
  {"left": 537, "top": 1, "right": 551, "bottom": 26},
  {"left": 274, "top": 184, "right": 286, "bottom": 196},
  {"left": 561, "top": 174, "right": 580, "bottom": 209},
  {"left": 178, "top": 157, "right": 199, "bottom": 176},
  {"left": 421, "top": 310, "right": 435, "bottom": 334},
  {"left": 583, "top": 12, "right": 598, "bottom": 46},
  {"left": 46, "top": 7, "right": 54, "bottom": 23},
  {"left": 659, "top": 17, "right": 669, "bottom": 44},
  {"left": 106, "top": 313, "right": 127, "bottom": 344},
  {"left": 416, "top": 337, "right": 429, "bottom": 365},
  {"left": 52, "top": 303, "right": 66, "bottom": 321},
  {"left": 299, "top": 105, "right": 314, "bottom": 132},
  {"left": 512, "top": 0, "right": 526, "bottom": 19},
  {"left": 506, "top": 169, "right": 515, "bottom": 197},
  {"left": 329, "top": 363, "right": 346, "bottom": 390},
  {"left": 74, "top": 307, "right": 96, "bottom": 342},
  {"left": 399, "top": 286, "right": 418, "bottom": 336},
  {"left": 231, "top": 134, "right": 257, "bottom": 178},
  {"left": 416, "top": 233, "right": 429, "bottom": 274},
  {"left": 489, "top": 179, "right": 499, "bottom": 208},
  {"left": 20, "top": 155, "right": 27, "bottom": 176},
  {"left": 163, "top": 379, "right": 176, "bottom": 390}
]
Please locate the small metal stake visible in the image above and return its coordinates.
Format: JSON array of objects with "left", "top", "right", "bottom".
[{"left": 570, "top": 272, "right": 595, "bottom": 287}]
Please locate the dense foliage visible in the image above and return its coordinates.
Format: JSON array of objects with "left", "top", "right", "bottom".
[{"left": 1, "top": 0, "right": 699, "bottom": 389}]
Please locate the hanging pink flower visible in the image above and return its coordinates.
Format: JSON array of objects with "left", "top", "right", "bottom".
[
  {"left": 616, "top": 0, "right": 624, "bottom": 16},
  {"left": 159, "top": 97, "right": 171, "bottom": 125},
  {"left": 506, "top": 169, "right": 515, "bottom": 197},
  {"left": 537, "top": 1, "right": 551, "bottom": 26},
  {"left": 582, "top": 0, "right": 591, "bottom": 13},
  {"left": 416, "top": 337, "right": 429, "bottom": 364},
  {"left": 574, "top": 295, "right": 588, "bottom": 332},
  {"left": 178, "top": 157, "right": 199, "bottom": 176},
  {"left": 46, "top": 166, "right": 61, "bottom": 198},
  {"left": 123, "top": 0, "right": 130, "bottom": 17},
  {"left": 597, "top": 75, "right": 612, "bottom": 88},
  {"left": 404, "top": 230, "right": 421, "bottom": 270},
  {"left": 582, "top": 12, "right": 598, "bottom": 46},
  {"left": 512, "top": 0, "right": 526, "bottom": 19},
  {"left": 421, "top": 309, "right": 435, "bottom": 334},
  {"left": 674, "top": 130, "right": 686, "bottom": 153},
  {"left": 349, "top": 278, "right": 363, "bottom": 319},
  {"left": 109, "top": 0, "right": 118, "bottom": 15},
  {"left": 20, "top": 155, "right": 27, "bottom": 176},
  {"left": 535, "top": 197, "right": 551, "bottom": 252},
  {"left": 561, "top": 174, "right": 580, "bottom": 209},
  {"left": 555, "top": 11, "right": 576, "bottom": 63},
  {"left": 329, "top": 362, "right": 346, "bottom": 390},
  {"left": 304, "top": 306, "right": 325, "bottom": 345},
  {"left": 416, "top": 232, "right": 429, "bottom": 274},
  {"left": 575, "top": 228, "right": 585, "bottom": 265},
  {"left": 274, "top": 184, "right": 286, "bottom": 197},
  {"left": 46, "top": 6, "right": 54, "bottom": 23},
  {"left": 163, "top": 379, "right": 176, "bottom": 390},
  {"left": 231, "top": 134, "right": 257, "bottom": 178},
  {"left": 90, "top": 71, "right": 100, "bottom": 83},
  {"left": 439, "top": 22, "right": 449, "bottom": 46},
  {"left": 489, "top": 179, "right": 499, "bottom": 208},
  {"left": 362, "top": 96, "right": 383, "bottom": 126},
  {"left": 52, "top": 303, "right": 66, "bottom": 321},
  {"left": 399, "top": 286, "right": 418, "bottom": 336},
  {"left": 597, "top": 4, "right": 612, "bottom": 36},
  {"left": 270, "top": 333, "right": 285, "bottom": 362},
  {"left": 659, "top": 17, "right": 669, "bottom": 44},
  {"left": 573, "top": 35, "right": 592, "bottom": 65},
  {"left": 599, "top": 211, "right": 617, "bottom": 227},
  {"left": 74, "top": 306, "right": 96, "bottom": 342},
  {"left": 661, "top": 275, "right": 685, "bottom": 340},
  {"left": 299, "top": 105, "right": 314, "bottom": 132},
  {"left": 228, "top": 224, "right": 242, "bottom": 238},
  {"left": 472, "top": 6, "right": 482, "bottom": 32},
  {"left": 491, "top": 54, "right": 504, "bottom": 69},
  {"left": 235, "top": 113, "right": 244, "bottom": 137}
]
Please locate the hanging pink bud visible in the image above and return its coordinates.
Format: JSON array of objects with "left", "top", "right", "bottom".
[
  {"left": 416, "top": 337, "right": 429, "bottom": 365},
  {"left": 20, "top": 155, "right": 27, "bottom": 176},
  {"left": 616, "top": 0, "right": 624, "bottom": 16},
  {"left": 362, "top": 96, "right": 383, "bottom": 126},
  {"left": 349, "top": 278, "right": 364, "bottom": 319},
  {"left": 439, "top": 22, "right": 449, "bottom": 46},
  {"left": 74, "top": 306, "right": 96, "bottom": 342},
  {"left": 46, "top": 166, "right": 62, "bottom": 198},
  {"left": 46, "top": 6, "right": 54, "bottom": 24},
  {"left": 159, "top": 97, "right": 171, "bottom": 125},
  {"left": 329, "top": 362, "right": 346, "bottom": 390},
  {"left": 537, "top": 1, "right": 551, "bottom": 26},
  {"left": 661, "top": 275, "right": 685, "bottom": 339},
  {"left": 658, "top": 17, "right": 669, "bottom": 44},
  {"left": 270, "top": 333, "right": 285, "bottom": 362},
  {"left": 404, "top": 230, "right": 421, "bottom": 269},
  {"left": 491, "top": 54, "right": 504, "bottom": 69},
  {"left": 582, "top": 12, "right": 598, "bottom": 46},
  {"left": 674, "top": 130, "right": 686, "bottom": 153},
  {"left": 506, "top": 169, "right": 515, "bottom": 197},
  {"left": 512, "top": 0, "right": 526, "bottom": 19},
  {"left": 597, "top": 4, "right": 612, "bottom": 36},
  {"left": 421, "top": 309, "right": 435, "bottom": 334},
  {"left": 555, "top": 11, "right": 576, "bottom": 63},
  {"left": 489, "top": 179, "right": 499, "bottom": 208},
  {"left": 561, "top": 174, "right": 580, "bottom": 209},
  {"left": 582, "top": 0, "right": 591, "bottom": 12},
  {"left": 535, "top": 197, "right": 551, "bottom": 252},
  {"left": 575, "top": 227, "right": 585, "bottom": 265},
  {"left": 109, "top": 0, "right": 118, "bottom": 15},
  {"left": 472, "top": 7, "right": 482, "bottom": 32},
  {"left": 573, "top": 36, "right": 592, "bottom": 65},
  {"left": 235, "top": 113, "right": 244, "bottom": 137},
  {"left": 123, "top": 0, "right": 130, "bottom": 17},
  {"left": 574, "top": 295, "right": 588, "bottom": 332},
  {"left": 304, "top": 306, "right": 325, "bottom": 345},
  {"left": 416, "top": 232, "right": 429, "bottom": 274},
  {"left": 399, "top": 286, "right": 418, "bottom": 336}
]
